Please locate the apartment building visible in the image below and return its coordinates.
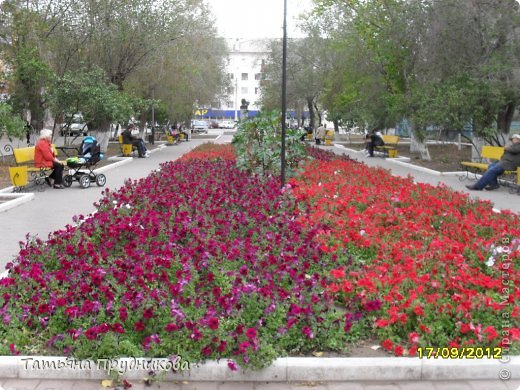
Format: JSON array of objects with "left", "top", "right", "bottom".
[{"left": 204, "top": 38, "right": 271, "bottom": 121}]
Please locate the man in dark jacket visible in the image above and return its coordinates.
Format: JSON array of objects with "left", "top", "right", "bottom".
[
  {"left": 466, "top": 134, "right": 520, "bottom": 191},
  {"left": 122, "top": 124, "right": 149, "bottom": 158}
]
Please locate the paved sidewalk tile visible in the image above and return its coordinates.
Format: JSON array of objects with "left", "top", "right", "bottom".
[
  {"left": 433, "top": 381, "right": 472, "bottom": 390},
  {"left": 70, "top": 381, "right": 105, "bottom": 390},
  {"left": 504, "top": 380, "right": 520, "bottom": 390},
  {"left": 394, "top": 382, "right": 437, "bottom": 390},
  {"left": 35, "top": 381, "right": 81, "bottom": 390},
  {"left": 1, "top": 379, "right": 41, "bottom": 390},
  {"left": 180, "top": 382, "right": 218, "bottom": 390},
  {"left": 467, "top": 380, "right": 509, "bottom": 390},
  {"left": 254, "top": 382, "right": 294, "bottom": 390},
  {"left": 327, "top": 383, "right": 364, "bottom": 390},
  {"left": 291, "top": 382, "right": 328, "bottom": 390},
  {"left": 216, "top": 383, "right": 254, "bottom": 390},
  {"left": 362, "top": 383, "right": 401, "bottom": 390}
]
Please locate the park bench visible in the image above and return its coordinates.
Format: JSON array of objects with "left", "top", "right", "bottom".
[
  {"left": 460, "top": 146, "right": 518, "bottom": 189},
  {"left": 375, "top": 135, "right": 400, "bottom": 158},
  {"left": 324, "top": 130, "right": 335, "bottom": 146},
  {"left": 461, "top": 145, "right": 504, "bottom": 175},
  {"left": 9, "top": 145, "right": 61, "bottom": 191},
  {"left": 118, "top": 135, "right": 135, "bottom": 157}
]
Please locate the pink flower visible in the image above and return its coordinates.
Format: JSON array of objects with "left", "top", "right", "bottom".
[
  {"left": 227, "top": 360, "right": 238, "bottom": 371},
  {"left": 246, "top": 327, "right": 257, "bottom": 339}
]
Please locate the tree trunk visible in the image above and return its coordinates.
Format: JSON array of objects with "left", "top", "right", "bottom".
[
  {"left": 471, "top": 136, "right": 485, "bottom": 161},
  {"left": 93, "top": 120, "right": 111, "bottom": 153},
  {"left": 306, "top": 97, "right": 315, "bottom": 129},
  {"left": 410, "top": 123, "right": 431, "bottom": 161},
  {"left": 496, "top": 102, "right": 515, "bottom": 134},
  {"left": 333, "top": 119, "right": 339, "bottom": 133}
]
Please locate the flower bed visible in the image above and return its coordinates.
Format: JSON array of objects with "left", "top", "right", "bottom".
[
  {"left": 0, "top": 143, "right": 518, "bottom": 370},
  {"left": 291, "top": 147, "right": 520, "bottom": 356},
  {"left": 0, "top": 144, "right": 352, "bottom": 369}
]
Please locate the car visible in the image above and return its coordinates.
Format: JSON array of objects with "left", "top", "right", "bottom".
[
  {"left": 191, "top": 120, "right": 209, "bottom": 133},
  {"left": 219, "top": 120, "right": 237, "bottom": 129},
  {"left": 60, "top": 114, "right": 88, "bottom": 136}
]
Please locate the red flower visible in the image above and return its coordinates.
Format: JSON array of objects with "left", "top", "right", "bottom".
[
  {"left": 394, "top": 345, "right": 404, "bottom": 357},
  {"left": 330, "top": 267, "right": 345, "bottom": 279},
  {"left": 246, "top": 327, "right": 257, "bottom": 339},
  {"left": 483, "top": 326, "right": 498, "bottom": 341},
  {"left": 134, "top": 321, "right": 145, "bottom": 332},
  {"left": 119, "top": 307, "right": 128, "bottom": 322},
  {"left": 112, "top": 323, "right": 125, "bottom": 334},
  {"left": 227, "top": 360, "right": 238, "bottom": 371},
  {"left": 208, "top": 317, "right": 219, "bottom": 330},
  {"left": 413, "top": 305, "right": 424, "bottom": 316},
  {"left": 381, "top": 339, "right": 393, "bottom": 351}
]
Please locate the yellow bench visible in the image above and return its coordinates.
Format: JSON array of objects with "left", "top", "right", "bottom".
[
  {"left": 461, "top": 146, "right": 504, "bottom": 173},
  {"left": 376, "top": 135, "right": 400, "bottom": 158},
  {"left": 118, "top": 135, "right": 134, "bottom": 156},
  {"left": 9, "top": 145, "right": 60, "bottom": 190},
  {"left": 461, "top": 145, "right": 517, "bottom": 184},
  {"left": 324, "top": 130, "right": 335, "bottom": 146}
]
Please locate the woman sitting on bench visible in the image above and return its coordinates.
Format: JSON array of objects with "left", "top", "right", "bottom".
[{"left": 35, "top": 129, "right": 64, "bottom": 189}]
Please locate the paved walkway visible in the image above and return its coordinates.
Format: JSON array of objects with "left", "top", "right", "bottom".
[
  {"left": 0, "top": 137, "right": 518, "bottom": 390},
  {"left": 0, "top": 379, "right": 519, "bottom": 390}
]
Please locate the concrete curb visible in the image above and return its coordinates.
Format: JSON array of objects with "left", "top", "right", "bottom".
[
  {"left": 0, "top": 192, "right": 34, "bottom": 214},
  {"left": 0, "top": 356, "right": 517, "bottom": 382}
]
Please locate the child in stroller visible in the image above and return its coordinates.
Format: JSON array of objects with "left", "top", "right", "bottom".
[{"left": 63, "top": 136, "right": 107, "bottom": 188}]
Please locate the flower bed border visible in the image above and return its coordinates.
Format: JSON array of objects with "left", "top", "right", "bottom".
[{"left": 0, "top": 355, "right": 518, "bottom": 382}]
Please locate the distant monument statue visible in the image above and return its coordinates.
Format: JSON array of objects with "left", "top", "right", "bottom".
[{"left": 240, "top": 99, "right": 249, "bottom": 119}]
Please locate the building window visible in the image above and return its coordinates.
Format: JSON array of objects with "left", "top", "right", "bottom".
[
  {"left": 255, "top": 73, "right": 262, "bottom": 80},
  {"left": 241, "top": 87, "right": 248, "bottom": 94},
  {"left": 241, "top": 73, "right": 248, "bottom": 81}
]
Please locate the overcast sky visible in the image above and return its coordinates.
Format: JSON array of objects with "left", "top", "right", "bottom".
[{"left": 207, "top": 0, "right": 313, "bottom": 39}]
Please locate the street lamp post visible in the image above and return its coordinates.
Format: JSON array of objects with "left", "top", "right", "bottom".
[
  {"left": 281, "top": 0, "right": 288, "bottom": 187},
  {"left": 234, "top": 77, "right": 239, "bottom": 121}
]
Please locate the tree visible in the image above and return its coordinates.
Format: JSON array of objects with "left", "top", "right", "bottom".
[
  {"left": 261, "top": 33, "right": 329, "bottom": 130},
  {"left": 47, "top": 67, "right": 135, "bottom": 149},
  {"left": 0, "top": 102, "right": 26, "bottom": 139}
]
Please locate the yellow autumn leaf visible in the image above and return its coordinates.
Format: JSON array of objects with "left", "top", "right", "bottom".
[
  {"left": 312, "top": 351, "right": 324, "bottom": 357},
  {"left": 101, "top": 379, "right": 113, "bottom": 388}
]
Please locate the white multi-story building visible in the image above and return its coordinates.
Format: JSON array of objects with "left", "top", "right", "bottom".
[{"left": 209, "top": 38, "right": 271, "bottom": 120}]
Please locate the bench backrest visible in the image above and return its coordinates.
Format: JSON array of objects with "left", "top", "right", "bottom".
[
  {"left": 13, "top": 147, "right": 35, "bottom": 165},
  {"left": 382, "top": 135, "right": 399, "bottom": 145},
  {"left": 13, "top": 145, "right": 58, "bottom": 165},
  {"left": 481, "top": 145, "right": 504, "bottom": 160}
]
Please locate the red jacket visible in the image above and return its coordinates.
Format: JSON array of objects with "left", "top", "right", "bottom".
[{"left": 34, "top": 139, "right": 56, "bottom": 168}]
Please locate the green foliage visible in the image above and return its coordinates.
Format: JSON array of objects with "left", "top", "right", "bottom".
[
  {"left": 232, "top": 111, "right": 307, "bottom": 177},
  {"left": 47, "top": 67, "right": 136, "bottom": 131},
  {"left": 7, "top": 45, "right": 54, "bottom": 125},
  {"left": 0, "top": 102, "right": 26, "bottom": 139}
]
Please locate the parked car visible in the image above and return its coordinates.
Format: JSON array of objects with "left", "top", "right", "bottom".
[
  {"left": 219, "top": 120, "right": 237, "bottom": 129},
  {"left": 60, "top": 113, "right": 88, "bottom": 136},
  {"left": 191, "top": 120, "right": 209, "bottom": 133}
]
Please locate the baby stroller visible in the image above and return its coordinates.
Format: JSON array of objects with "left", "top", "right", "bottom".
[{"left": 63, "top": 136, "right": 107, "bottom": 189}]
